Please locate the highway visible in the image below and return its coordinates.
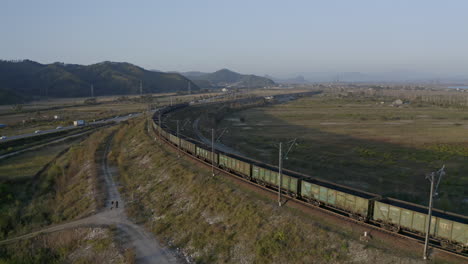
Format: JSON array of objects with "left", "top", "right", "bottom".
[{"left": 0, "top": 113, "right": 142, "bottom": 142}]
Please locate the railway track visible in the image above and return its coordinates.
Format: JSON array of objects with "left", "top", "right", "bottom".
[{"left": 146, "top": 115, "right": 468, "bottom": 262}]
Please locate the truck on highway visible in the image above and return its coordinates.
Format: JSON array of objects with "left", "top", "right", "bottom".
[{"left": 73, "top": 120, "right": 86, "bottom": 126}]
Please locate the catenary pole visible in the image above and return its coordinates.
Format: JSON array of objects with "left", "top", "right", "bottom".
[
  {"left": 423, "top": 165, "right": 445, "bottom": 260},
  {"left": 158, "top": 112, "right": 162, "bottom": 144},
  {"left": 212, "top": 128, "right": 215, "bottom": 176},
  {"left": 278, "top": 142, "right": 282, "bottom": 207},
  {"left": 423, "top": 172, "right": 435, "bottom": 260},
  {"left": 176, "top": 120, "right": 180, "bottom": 157}
]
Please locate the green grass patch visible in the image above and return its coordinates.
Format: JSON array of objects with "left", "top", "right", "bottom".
[{"left": 0, "top": 128, "right": 112, "bottom": 240}]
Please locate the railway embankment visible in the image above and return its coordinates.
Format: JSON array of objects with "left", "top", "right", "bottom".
[
  {"left": 0, "top": 128, "right": 127, "bottom": 263},
  {"left": 109, "top": 117, "right": 432, "bottom": 264}
]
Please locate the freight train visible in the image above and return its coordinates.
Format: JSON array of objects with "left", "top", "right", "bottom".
[{"left": 152, "top": 103, "right": 467, "bottom": 253}]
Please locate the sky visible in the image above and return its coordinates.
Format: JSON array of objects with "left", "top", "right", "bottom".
[{"left": 1, "top": 0, "right": 467, "bottom": 78}]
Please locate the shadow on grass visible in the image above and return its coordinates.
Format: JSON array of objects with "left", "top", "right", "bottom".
[{"left": 219, "top": 108, "right": 468, "bottom": 215}]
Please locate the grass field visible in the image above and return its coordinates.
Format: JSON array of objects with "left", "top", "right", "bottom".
[
  {"left": 0, "top": 129, "right": 111, "bottom": 240},
  {"left": 0, "top": 92, "right": 221, "bottom": 137},
  {"left": 0, "top": 141, "right": 78, "bottom": 180},
  {"left": 0, "top": 102, "right": 146, "bottom": 136},
  {"left": 214, "top": 95, "right": 468, "bottom": 214},
  {"left": 0, "top": 227, "right": 126, "bottom": 264}
]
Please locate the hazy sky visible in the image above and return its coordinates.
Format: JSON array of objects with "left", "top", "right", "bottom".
[{"left": 1, "top": 0, "right": 467, "bottom": 77}]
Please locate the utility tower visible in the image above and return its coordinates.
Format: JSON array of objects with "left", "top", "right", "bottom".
[{"left": 91, "top": 84, "right": 94, "bottom": 97}]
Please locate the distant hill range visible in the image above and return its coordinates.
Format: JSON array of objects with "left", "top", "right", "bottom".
[
  {"left": 269, "top": 72, "right": 468, "bottom": 83},
  {"left": 265, "top": 74, "right": 310, "bottom": 84},
  {"left": 181, "top": 69, "right": 275, "bottom": 89},
  {"left": 0, "top": 60, "right": 198, "bottom": 104}
]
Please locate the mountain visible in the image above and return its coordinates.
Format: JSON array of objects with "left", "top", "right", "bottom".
[
  {"left": 265, "top": 74, "right": 310, "bottom": 84},
  {"left": 181, "top": 69, "right": 275, "bottom": 88},
  {"left": 0, "top": 60, "right": 199, "bottom": 104},
  {"left": 181, "top": 71, "right": 209, "bottom": 78},
  {"left": 0, "top": 88, "right": 28, "bottom": 105},
  {"left": 294, "top": 71, "right": 468, "bottom": 83}
]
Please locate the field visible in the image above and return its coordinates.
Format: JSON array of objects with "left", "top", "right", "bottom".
[
  {"left": 0, "top": 140, "right": 78, "bottom": 180},
  {"left": 108, "top": 117, "right": 437, "bottom": 264},
  {"left": 213, "top": 94, "right": 468, "bottom": 214},
  {"left": 0, "top": 129, "right": 109, "bottom": 240},
  {"left": 0, "top": 92, "right": 220, "bottom": 137}
]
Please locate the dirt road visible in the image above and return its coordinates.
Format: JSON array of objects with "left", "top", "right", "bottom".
[{"left": 0, "top": 135, "right": 180, "bottom": 264}]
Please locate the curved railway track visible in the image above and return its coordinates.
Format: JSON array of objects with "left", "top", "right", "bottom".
[{"left": 148, "top": 101, "right": 467, "bottom": 261}]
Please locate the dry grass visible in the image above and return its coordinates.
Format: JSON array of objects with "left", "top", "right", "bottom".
[
  {"left": 0, "top": 128, "right": 113, "bottom": 240},
  {"left": 0, "top": 140, "right": 78, "bottom": 180},
  {"left": 109, "top": 118, "right": 435, "bottom": 264},
  {"left": 216, "top": 95, "right": 468, "bottom": 214},
  {"left": 0, "top": 227, "right": 126, "bottom": 264}
]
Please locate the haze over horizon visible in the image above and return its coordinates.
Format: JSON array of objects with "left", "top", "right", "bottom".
[{"left": 1, "top": 0, "right": 467, "bottom": 80}]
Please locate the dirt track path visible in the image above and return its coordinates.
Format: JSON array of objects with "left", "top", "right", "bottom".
[{"left": 0, "top": 135, "right": 180, "bottom": 264}]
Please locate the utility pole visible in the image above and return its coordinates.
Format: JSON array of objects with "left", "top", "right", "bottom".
[
  {"left": 277, "top": 139, "right": 297, "bottom": 207},
  {"left": 188, "top": 81, "right": 191, "bottom": 95},
  {"left": 158, "top": 112, "right": 162, "bottom": 144},
  {"left": 147, "top": 115, "right": 150, "bottom": 134},
  {"left": 423, "top": 165, "right": 445, "bottom": 260},
  {"left": 176, "top": 120, "right": 180, "bottom": 158},
  {"left": 211, "top": 128, "right": 215, "bottom": 176},
  {"left": 278, "top": 142, "right": 282, "bottom": 206},
  {"left": 140, "top": 80, "right": 143, "bottom": 95},
  {"left": 91, "top": 84, "right": 94, "bottom": 97},
  {"left": 170, "top": 96, "right": 173, "bottom": 106},
  {"left": 146, "top": 105, "right": 150, "bottom": 134}
]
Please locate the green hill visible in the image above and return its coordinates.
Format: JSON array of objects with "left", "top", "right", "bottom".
[
  {"left": 182, "top": 68, "right": 275, "bottom": 88},
  {"left": 0, "top": 60, "right": 199, "bottom": 104},
  {"left": 0, "top": 88, "right": 27, "bottom": 105}
]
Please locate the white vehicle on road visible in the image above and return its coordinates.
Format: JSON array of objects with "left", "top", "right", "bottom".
[
  {"left": 56, "top": 126, "right": 63, "bottom": 129},
  {"left": 0, "top": 136, "right": 6, "bottom": 140},
  {"left": 34, "top": 130, "right": 41, "bottom": 134},
  {"left": 73, "top": 120, "right": 85, "bottom": 126}
]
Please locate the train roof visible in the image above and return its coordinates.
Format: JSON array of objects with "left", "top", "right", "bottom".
[
  {"left": 297, "top": 173, "right": 377, "bottom": 199},
  {"left": 378, "top": 198, "right": 467, "bottom": 224},
  {"left": 221, "top": 151, "right": 377, "bottom": 200}
]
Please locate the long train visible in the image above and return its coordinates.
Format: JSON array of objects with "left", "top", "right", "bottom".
[{"left": 152, "top": 103, "right": 467, "bottom": 253}]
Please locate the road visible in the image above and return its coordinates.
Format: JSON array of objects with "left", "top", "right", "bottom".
[
  {"left": 0, "top": 132, "right": 180, "bottom": 264},
  {"left": 0, "top": 128, "right": 96, "bottom": 160},
  {"left": 0, "top": 113, "right": 141, "bottom": 142}
]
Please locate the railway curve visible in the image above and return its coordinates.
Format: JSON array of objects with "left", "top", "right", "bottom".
[{"left": 150, "top": 95, "right": 467, "bottom": 261}]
